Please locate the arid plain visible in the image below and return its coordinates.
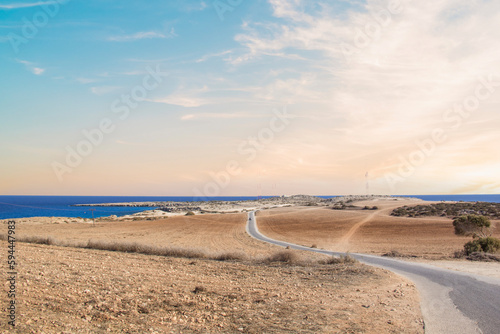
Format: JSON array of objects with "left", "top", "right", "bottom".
[
  {"left": 3, "top": 197, "right": 499, "bottom": 332},
  {"left": 257, "top": 198, "right": 500, "bottom": 257}
]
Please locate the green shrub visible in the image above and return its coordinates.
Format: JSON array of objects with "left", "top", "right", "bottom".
[
  {"left": 463, "top": 237, "right": 500, "bottom": 255},
  {"left": 453, "top": 215, "right": 491, "bottom": 238},
  {"left": 464, "top": 240, "right": 483, "bottom": 255}
]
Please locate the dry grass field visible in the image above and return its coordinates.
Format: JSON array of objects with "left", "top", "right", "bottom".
[
  {"left": 14, "top": 213, "right": 278, "bottom": 258},
  {"left": 257, "top": 199, "right": 500, "bottom": 258},
  {"left": 0, "top": 241, "right": 423, "bottom": 333}
]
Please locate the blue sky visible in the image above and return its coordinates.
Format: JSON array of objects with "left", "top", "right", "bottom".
[{"left": 1, "top": 0, "right": 500, "bottom": 196}]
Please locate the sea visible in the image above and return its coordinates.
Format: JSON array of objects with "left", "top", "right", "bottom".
[
  {"left": 0, "top": 194, "right": 499, "bottom": 220},
  {"left": 0, "top": 196, "right": 273, "bottom": 220}
]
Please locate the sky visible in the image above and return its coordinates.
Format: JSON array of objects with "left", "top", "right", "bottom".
[{"left": 1, "top": 0, "right": 500, "bottom": 196}]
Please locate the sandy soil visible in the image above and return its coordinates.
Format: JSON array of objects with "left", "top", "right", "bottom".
[
  {"left": 0, "top": 242, "right": 423, "bottom": 333},
  {"left": 257, "top": 199, "right": 500, "bottom": 258},
  {"left": 410, "top": 259, "right": 500, "bottom": 279},
  {"left": 257, "top": 199, "right": 500, "bottom": 278}
]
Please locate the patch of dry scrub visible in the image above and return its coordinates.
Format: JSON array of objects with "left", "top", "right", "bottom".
[{"left": 320, "top": 254, "right": 358, "bottom": 265}]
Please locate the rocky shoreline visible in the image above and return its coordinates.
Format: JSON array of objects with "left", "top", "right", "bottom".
[
  {"left": 73, "top": 194, "right": 410, "bottom": 208},
  {"left": 2, "top": 195, "right": 420, "bottom": 224},
  {"left": 70, "top": 195, "right": 417, "bottom": 220}
]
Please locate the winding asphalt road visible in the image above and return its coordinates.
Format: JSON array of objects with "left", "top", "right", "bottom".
[{"left": 246, "top": 211, "right": 500, "bottom": 334}]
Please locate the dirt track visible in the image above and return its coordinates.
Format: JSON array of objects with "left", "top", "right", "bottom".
[{"left": 257, "top": 199, "right": 500, "bottom": 258}]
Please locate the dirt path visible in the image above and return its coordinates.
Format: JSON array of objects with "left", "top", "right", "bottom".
[
  {"left": 337, "top": 203, "right": 405, "bottom": 251},
  {"left": 256, "top": 199, "right": 500, "bottom": 257},
  {"left": 337, "top": 211, "right": 379, "bottom": 251}
]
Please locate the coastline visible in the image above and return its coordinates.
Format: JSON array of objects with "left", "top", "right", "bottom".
[{"left": 2, "top": 195, "right": 419, "bottom": 222}]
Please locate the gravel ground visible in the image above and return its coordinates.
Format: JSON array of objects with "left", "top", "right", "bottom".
[{"left": 1, "top": 242, "right": 424, "bottom": 333}]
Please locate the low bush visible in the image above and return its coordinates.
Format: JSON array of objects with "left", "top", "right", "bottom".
[
  {"left": 266, "top": 251, "right": 300, "bottom": 264},
  {"left": 391, "top": 202, "right": 500, "bottom": 219},
  {"left": 86, "top": 240, "right": 146, "bottom": 253},
  {"left": 382, "top": 250, "right": 402, "bottom": 257},
  {"left": 463, "top": 237, "right": 500, "bottom": 255},
  {"left": 466, "top": 252, "right": 500, "bottom": 262},
  {"left": 192, "top": 286, "right": 206, "bottom": 294},
  {"left": 185, "top": 211, "right": 195, "bottom": 216},
  {"left": 453, "top": 250, "right": 466, "bottom": 259},
  {"left": 20, "top": 235, "right": 57, "bottom": 245},
  {"left": 214, "top": 252, "right": 247, "bottom": 261},
  {"left": 322, "top": 254, "right": 358, "bottom": 264}
]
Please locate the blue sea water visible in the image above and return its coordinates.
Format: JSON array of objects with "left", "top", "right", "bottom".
[
  {"left": 1, "top": 195, "right": 498, "bottom": 220},
  {"left": 0, "top": 196, "right": 271, "bottom": 220},
  {"left": 400, "top": 194, "right": 500, "bottom": 203}
]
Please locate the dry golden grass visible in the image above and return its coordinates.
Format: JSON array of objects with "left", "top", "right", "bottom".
[
  {"left": 13, "top": 213, "right": 279, "bottom": 257},
  {"left": 256, "top": 206, "right": 369, "bottom": 249},
  {"left": 257, "top": 199, "right": 500, "bottom": 258}
]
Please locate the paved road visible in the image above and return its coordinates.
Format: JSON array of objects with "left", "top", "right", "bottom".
[{"left": 246, "top": 211, "right": 500, "bottom": 334}]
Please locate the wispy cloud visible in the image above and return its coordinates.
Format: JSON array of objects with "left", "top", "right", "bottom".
[
  {"left": 76, "top": 77, "right": 98, "bottom": 84},
  {"left": 120, "top": 70, "right": 148, "bottom": 76},
  {"left": 196, "top": 50, "right": 232, "bottom": 63},
  {"left": 0, "top": 1, "right": 59, "bottom": 9},
  {"left": 151, "top": 86, "right": 210, "bottom": 107},
  {"left": 180, "top": 113, "right": 260, "bottom": 121},
  {"left": 152, "top": 95, "right": 208, "bottom": 108},
  {"left": 233, "top": 0, "right": 500, "bottom": 123},
  {"left": 32, "top": 67, "right": 45, "bottom": 75},
  {"left": 223, "top": 0, "right": 500, "bottom": 193},
  {"left": 181, "top": 1, "right": 208, "bottom": 12},
  {"left": 16, "top": 59, "right": 45, "bottom": 75},
  {"left": 108, "top": 29, "right": 177, "bottom": 42},
  {"left": 90, "top": 86, "right": 121, "bottom": 95}
]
